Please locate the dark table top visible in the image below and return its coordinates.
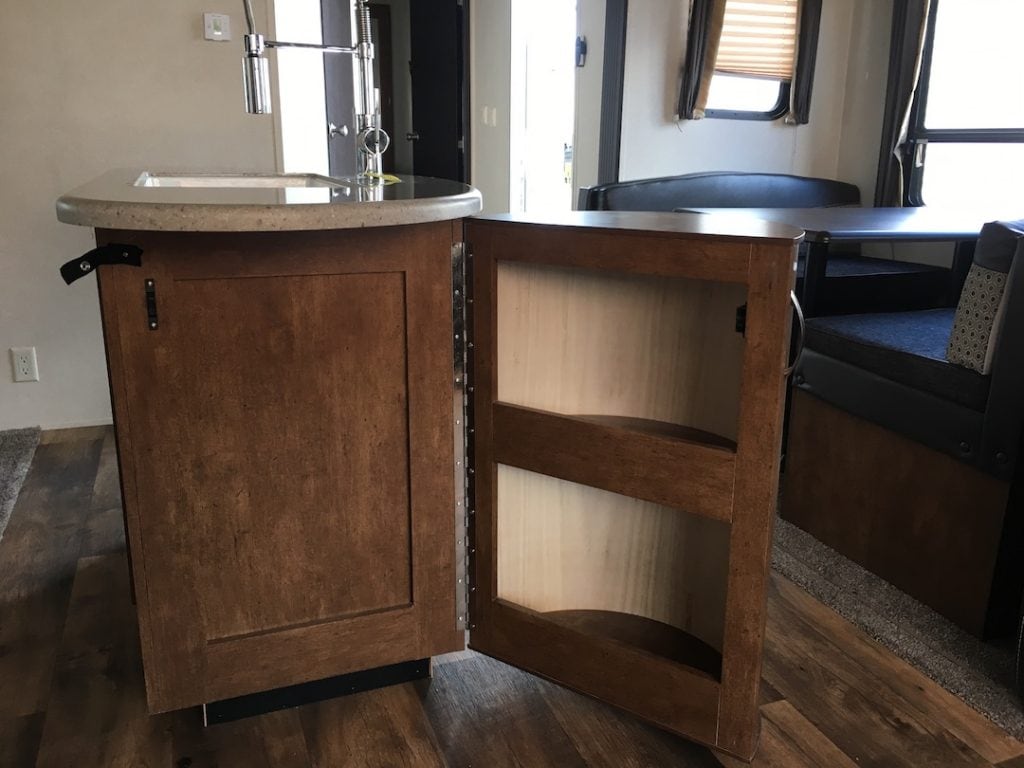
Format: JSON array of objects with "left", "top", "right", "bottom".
[{"left": 682, "top": 206, "right": 1021, "bottom": 243}]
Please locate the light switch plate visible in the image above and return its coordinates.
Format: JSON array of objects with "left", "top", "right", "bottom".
[{"left": 204, "top": 13, "right": 232, "bottom": 42}]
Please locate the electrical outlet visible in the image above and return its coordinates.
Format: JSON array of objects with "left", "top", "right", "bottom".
[{"left": 10, "top": 347, "right": 39, "bottom": 382}]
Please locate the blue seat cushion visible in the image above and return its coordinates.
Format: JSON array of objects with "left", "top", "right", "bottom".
[
  {"left": 804, "top": 309, "right": 990, "bottom": 411},
  {"left": 795, "top": 253, "right": 948, "bottom": 278}
]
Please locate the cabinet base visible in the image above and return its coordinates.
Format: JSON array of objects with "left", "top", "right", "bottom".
[{"left": 201, "top": 658, "right": 432, "bottom": 725}]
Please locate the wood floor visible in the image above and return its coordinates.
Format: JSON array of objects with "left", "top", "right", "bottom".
[{"left": 1, "top": 427, "right": 1022, "bottom": 767}]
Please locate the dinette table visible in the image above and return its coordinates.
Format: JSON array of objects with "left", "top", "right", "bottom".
[{"left": 681, "top": 206, "right": 1012, "bottom": 315}]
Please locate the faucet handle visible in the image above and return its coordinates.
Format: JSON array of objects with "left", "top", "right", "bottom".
[{"left": 328, "top": 122, "right": 349, "bottom": 139}]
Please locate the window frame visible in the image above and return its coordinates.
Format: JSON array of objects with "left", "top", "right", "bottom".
[{"left": 903, "top": 0, "right": 1024, "bottom": 205}]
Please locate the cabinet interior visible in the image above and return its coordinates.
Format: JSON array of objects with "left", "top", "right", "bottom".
[{"left": 492, "top": 261, "right": 747, "bottom": 679}]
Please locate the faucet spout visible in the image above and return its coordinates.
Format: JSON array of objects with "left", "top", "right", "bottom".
[{"left": 239, "top": 0, "right": 390, "bottom": 181}]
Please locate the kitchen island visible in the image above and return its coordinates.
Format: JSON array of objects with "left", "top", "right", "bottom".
[{"left": 57, "top": 170, "right": 801, "bottom": 761}]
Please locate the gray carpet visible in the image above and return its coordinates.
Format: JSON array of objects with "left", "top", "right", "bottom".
[
  {"left": 0, "top": 427, "right": 40, "bottom": 544},
  {"left": 772, "top": 516, "right": 1022, "bottom": 739}
]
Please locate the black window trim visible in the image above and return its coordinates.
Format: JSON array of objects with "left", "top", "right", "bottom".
[
  {"left": 705, "top": 78, "right": 791, "bottom": 121},
  {"left": 904, "top": 0, "right": 1024, "bottom": 206}
]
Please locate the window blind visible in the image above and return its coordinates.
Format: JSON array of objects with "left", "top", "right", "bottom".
[{"left": 714, "top": 0, "right": 799, "bottom": 80}]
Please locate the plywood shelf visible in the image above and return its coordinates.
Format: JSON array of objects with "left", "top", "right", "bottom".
[
  {"left": 542, "top": 609, "right": 723, "bottom": 681},
  {"left": 571, "top": 414, "right": 737, "bottom": 452}
]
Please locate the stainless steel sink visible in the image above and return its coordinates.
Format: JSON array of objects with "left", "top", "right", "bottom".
[{"left": 134, "top": 172, "right": 344, "bottom": 189}]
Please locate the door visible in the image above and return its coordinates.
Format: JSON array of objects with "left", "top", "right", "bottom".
[
  {"left": 409, "top": 0, "right": 467, "bottom": 181},
  {"left": 322, "top": 0, "right": 357, "bottom": 176},
  {"left": 97, "top": 223, "right": 464, "bottom": 712},
  {"left": 464, "top": 214, "right": 797, "bottom": 760}
]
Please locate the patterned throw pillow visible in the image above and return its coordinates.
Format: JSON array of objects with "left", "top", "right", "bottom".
[{"left": 947, "top": 265, "right": 1007, "bottom": 374}]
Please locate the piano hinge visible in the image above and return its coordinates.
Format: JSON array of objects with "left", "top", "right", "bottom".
[
  {"left": 452, "top": 241, "right": 475, "bottom": 631},
  {"left": 735, "top": 303, "right": 747, "bottom": 336}
]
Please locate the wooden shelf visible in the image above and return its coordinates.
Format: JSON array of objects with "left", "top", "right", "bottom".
[
  {"left": 572, "top": 414, "right": 737, "bottom": 451},
  {"left": 543, "top": 609, "right": 722, "bottom": 681},
  {"left": 492, "top": 403, "right": 736, "bottom": 523}
]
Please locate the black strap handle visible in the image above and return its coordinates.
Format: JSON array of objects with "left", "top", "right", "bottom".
[{"left": 60, "top": 244, "right": 142, "bottom": 285}]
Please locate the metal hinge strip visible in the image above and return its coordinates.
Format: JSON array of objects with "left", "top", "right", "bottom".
[{"left": 452, "top": 242, "right": 473, "bottom": 630}]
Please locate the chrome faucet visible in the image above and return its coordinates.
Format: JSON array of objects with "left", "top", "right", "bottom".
[{"left": 240, "top": 0, "right": 390, "bottom": 181}]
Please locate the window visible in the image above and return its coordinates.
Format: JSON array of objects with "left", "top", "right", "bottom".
[
  {"left": 905, "top": 0, "right": 1024, "bottom": 206},
  {"left": 705, "top": 0, "right": 798, "bottom": 119}
]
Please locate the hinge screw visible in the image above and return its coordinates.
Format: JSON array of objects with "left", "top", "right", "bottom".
[{"left": 79, "top": 260, "right": 91, "bottom": 272}]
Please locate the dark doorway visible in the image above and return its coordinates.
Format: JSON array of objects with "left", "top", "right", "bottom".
[
  {"left": 320, "top": 0, "right": 467, "bottom": 183},
  {"left": 408, "top": 0, "right": 468, "bottom": 182}
]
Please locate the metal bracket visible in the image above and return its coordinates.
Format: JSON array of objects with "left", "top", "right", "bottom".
[
  {"left": 145, "top": 279, "right": 158, "bottom": 330},
  {"left": 452, "top": 242, "right": 474, "bottom": 631},
  {"left": 59, "top": 244, "right": 142, "bottom": 285}
]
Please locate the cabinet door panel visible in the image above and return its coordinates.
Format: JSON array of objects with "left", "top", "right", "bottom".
[
  {"left": 98, "top": 224, "right": 462, "bottom": 711},
  {"left": 466, "top": 215, "right": 796, "bottom": 761}
]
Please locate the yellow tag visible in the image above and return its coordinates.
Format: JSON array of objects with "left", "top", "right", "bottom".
[{"left": 365, "top": 172, "right": 402, "bottom": 184}]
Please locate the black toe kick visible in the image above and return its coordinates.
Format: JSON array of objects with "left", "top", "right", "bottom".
[{"left": 202, "top": 658, "right": 432, "bottom": 725}]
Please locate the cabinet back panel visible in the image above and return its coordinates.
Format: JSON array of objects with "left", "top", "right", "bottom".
[
  {"left": 496, "top": 465, "right": 729, "bottom": 652},
  {"left": 496, "top": 262, "right": 746, "bottom": 442}
]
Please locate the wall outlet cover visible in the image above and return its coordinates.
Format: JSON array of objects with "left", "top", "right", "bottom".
[{"left": 10, "top": 347, "right": 39, "bottom": 382}]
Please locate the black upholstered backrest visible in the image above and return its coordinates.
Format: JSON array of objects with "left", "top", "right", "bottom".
[
  {"left": 578, "top": 172, "right": 861, "bottom": 212},
  {"left": 979, "top": 221, "right": 1024, "bottom": 473}
]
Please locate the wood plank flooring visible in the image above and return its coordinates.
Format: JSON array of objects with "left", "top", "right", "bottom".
[{"left": 1, "top": 426, "right": 1021, "bottom": 767}]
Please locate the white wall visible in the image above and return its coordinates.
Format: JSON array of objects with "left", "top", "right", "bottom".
[
  {"left": 470, "top": 0, "right": 513, "bottom": 214},
  {"left": 835, "top": 0, "right": 893, "bottom": 201},
  {"left": 619, "top": 0, "right": 886, "bottom": 198},
  {"left": 573, "top": 0, "right": 608, "bottom": 196},
  {"left": 0, "top": 0, "right": 278, "bottom": 431}
]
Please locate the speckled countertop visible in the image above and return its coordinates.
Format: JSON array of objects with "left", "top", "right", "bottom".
[{"left": 56, "top": 170, "right": 482, "bottom": 232}]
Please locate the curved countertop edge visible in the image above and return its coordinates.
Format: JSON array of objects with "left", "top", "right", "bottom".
[{"left": 56, "top": 191, "right": 483, "bottom": 232}]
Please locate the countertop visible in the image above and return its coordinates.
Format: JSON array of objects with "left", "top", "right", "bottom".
[{"left": 56, "top": 170, "right": 483, "bottom": 232}]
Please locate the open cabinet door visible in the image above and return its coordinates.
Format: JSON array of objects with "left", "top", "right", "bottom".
[{"left": 464, "top": 212, "right": 799, "bottom": 761}]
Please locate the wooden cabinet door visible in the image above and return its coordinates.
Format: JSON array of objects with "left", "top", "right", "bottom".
[
  {"left": 97, "top": 223, "right": 464, "bottom": 713},
  {"left": 465, "top": 214, "right": 798, "bottom": 761}
]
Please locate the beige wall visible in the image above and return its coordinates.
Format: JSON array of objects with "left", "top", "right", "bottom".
[
  {"left": 619, "top": 0, "right": 890, "bottom": 201},
  {"left": 0, "top": 0, "right": 895, "bottom": 431},
  {"left": 469, "top": 0, "right": 512, "bottom": 215},
  {"left": 0, "top": 0, "right": 278, "bottom": 430},
  {"left": 836, "top": 0, "right": 893, "bottom": 201},
  {"left": 573, "top": 0, "right": 607, "bottom": 195}
]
